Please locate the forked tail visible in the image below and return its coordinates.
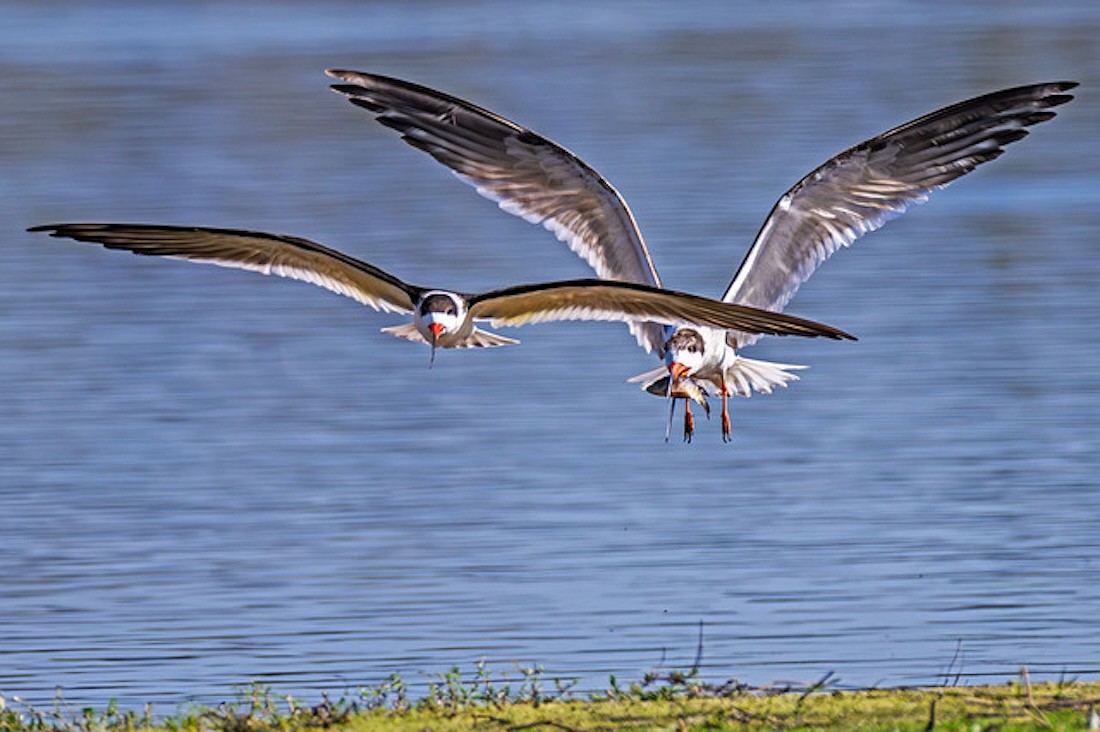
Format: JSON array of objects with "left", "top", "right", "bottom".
[
  {"left": 628, "top": 356, "right": 807, "bottom": 397},
  {"left": 380, "top": 323, "right": 519, "bottom": 348},
  {"left": 724, "top": 355, "right": 807, "bottom": 396}
]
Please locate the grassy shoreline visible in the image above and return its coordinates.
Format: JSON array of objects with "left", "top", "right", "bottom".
[{"left": 3, "top": 668, "right": 1099, "bottom": 731}]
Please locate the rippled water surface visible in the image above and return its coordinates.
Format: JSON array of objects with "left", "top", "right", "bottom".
[{"left": 3, "top": 0, "right": 1100, "bottom": 711}]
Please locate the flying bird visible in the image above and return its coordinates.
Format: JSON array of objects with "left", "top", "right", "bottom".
[
  {"left": 29, "top": 223, "right": 851, "bottom": 367},
  {"left": 326, "top": 70, "right": 1076, "bottom": 440}
]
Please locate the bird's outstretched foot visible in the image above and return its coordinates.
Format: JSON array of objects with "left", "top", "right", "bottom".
[{"left": 683, "top": 403, "right": 695, "bottom": 442}]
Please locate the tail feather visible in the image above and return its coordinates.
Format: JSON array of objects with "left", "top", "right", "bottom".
[
  {"left": 626, "top": 364, "right": 668, "bottom": 386},
  {"left": 380, "top": 323, "right": 428, "bottom": 344},
  {"left": 462, "top": 327, "right": 520, "bottom": 348},
  {"left": 726, "top": 355, "right": 807, "bottom": 397},
  {"left": 380, "top": 323, "right": 518, "bottom": 348},
  {"left": 627, "top": 357, "right": 806, "bottom": 397}
]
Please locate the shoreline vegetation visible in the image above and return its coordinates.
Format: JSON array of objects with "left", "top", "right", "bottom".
[{"left": 3, "top": 665, "right": 1099, "bottom": 731}]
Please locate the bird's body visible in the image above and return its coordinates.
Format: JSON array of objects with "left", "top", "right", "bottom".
[{"left": 326, "top": 70, "right": 1076, "bottom": 440}]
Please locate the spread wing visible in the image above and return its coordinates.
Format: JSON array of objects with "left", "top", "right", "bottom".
[
  {"left": 722, "top": 80, "right": 1077, "bottom": 348},
  {"left": 467, "top": 279, "right": 855, "bottom": 340},
  {"left": 28, "top": 223, "right": 420, "bottom": 313},
  {"left": 326, "top": 68, "right": 667, "bottom": 353}
]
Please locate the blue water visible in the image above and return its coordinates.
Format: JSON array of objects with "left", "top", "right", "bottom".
[{"left": 3, "top": 0, "right": 1099, "bottom": 712}]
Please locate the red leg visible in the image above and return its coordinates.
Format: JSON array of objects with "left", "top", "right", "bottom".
[
  {"left": 683, "top": 400, "right": 695, "bottom": 442},
  {"left": 720, "top": 379, "right": 732, "bottom": 443}
]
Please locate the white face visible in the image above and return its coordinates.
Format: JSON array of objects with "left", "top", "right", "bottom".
[
  {"left": 666, "top": 347, "right": 705, "bottom": 378},
  {"left": 664, "top": 329, "right": 707, "bottom": 378},
  {"left": 417, "top": 291, "right": 464, "bottom": 341}
]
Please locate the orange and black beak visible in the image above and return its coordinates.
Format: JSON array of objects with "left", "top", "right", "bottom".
[
  {"left": 428, "top": 322, "right": 445, "bottom": 368},
  {"left": 668, "top": 361, "right": 691, "bottom": 382}
]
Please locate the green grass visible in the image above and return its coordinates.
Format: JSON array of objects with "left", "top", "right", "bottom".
[{"left": 3, "top": 665, "right": 1098, "bottom": 731}]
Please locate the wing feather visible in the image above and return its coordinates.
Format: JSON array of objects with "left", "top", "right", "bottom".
[
  {"left": 326, "top": 69, "right": 667, "bottom": 353},
  {"left": 468, "top": 279, "right": 854, "bottom": 340},
  {"left": 722, "top": 81, "right": 1076, "bottom": 347},
  {"left": 29, "top": 223, "right": 419, "bottom": 313}
]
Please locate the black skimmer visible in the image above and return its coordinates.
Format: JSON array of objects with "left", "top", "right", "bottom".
[
  {"left": 326, "top": 70, "right": 1076, "bottom": 440},
  {"left": 29, "top": 223, "right": 852, "bottom": 368}
]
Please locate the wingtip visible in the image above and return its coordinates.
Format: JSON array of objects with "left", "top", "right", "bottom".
[
  {"left": 834, "top": 326, "right": 858, "bottom": 342},
  {"left": 1039, "top": 81, "right": 1078, "bottom": 107},
  {"left": 809, "top": 321, "right": 857, "bottom": 342},
  {"left": 27, "top": 223, "right": 65, "bottom": 235},
  {"left": 817, "top": 329, "right": 858, "bottom": 342}
]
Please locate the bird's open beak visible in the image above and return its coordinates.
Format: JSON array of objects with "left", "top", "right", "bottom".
[
  {"left": 668, "top": 361, "right": 691, "bottom": 381},
  {"left": 428, "top": 322, "right": 445, "bottom": 368}
]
